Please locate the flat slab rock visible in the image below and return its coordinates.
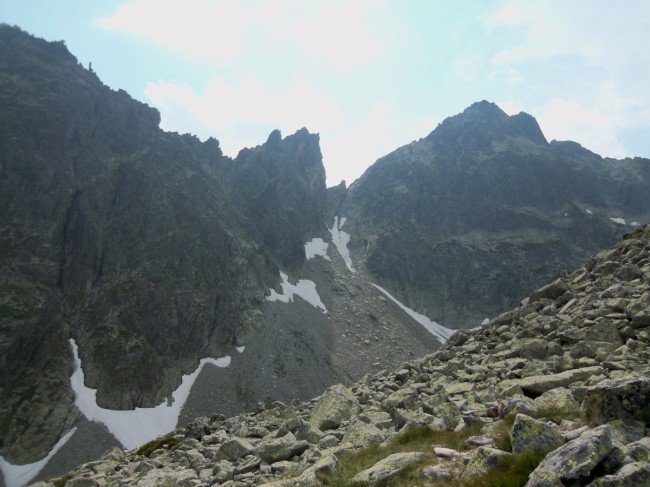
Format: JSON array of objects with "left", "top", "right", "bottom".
[{"left": 352, "top": 452, "right": 426, "bottom": 484}]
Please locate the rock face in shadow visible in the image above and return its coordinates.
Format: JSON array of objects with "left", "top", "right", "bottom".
[
  {"left": 223, "top": 128, "right": 328, "bottom": 269},
  {"left": 0, "top": 26, "right": 325, "bottom": 463},
  {"left": 341, "top": 100, "right": 650, "bottom": 327}
]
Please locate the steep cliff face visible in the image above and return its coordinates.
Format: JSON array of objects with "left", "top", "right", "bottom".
[
  {"left": 341, "top": 101, "right": 650, "bottom": 327},
  {"left": 0, "top": 27, "right": 440, "bottom": 473},
  {"left": 224, "top": 128, "right": 328, "bottom": 269},
  {"left": 0, "top": 26, "right": 318, "bottom": 463}
]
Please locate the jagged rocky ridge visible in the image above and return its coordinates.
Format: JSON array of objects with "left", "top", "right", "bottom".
[
  {"left": 34, "top": 225, "right": 650, "bottom": 486},
  {"left": 337, "top": 101, "right": 650, "bottom": 328},
  {"left": 0, "top": 25, "right": 440, "bottom": 473}
]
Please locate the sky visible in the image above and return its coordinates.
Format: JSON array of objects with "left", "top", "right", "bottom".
[{"left": 2, "top": 0, "right": 650, "bottom": 186}]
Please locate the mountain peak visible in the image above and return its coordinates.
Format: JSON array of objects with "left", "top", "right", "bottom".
[
  {"left": 426, "top": 101, "right": 547, "bottom": 149},
  {"left": 462, "top": 100, "right": 509, "bottom": 121}
]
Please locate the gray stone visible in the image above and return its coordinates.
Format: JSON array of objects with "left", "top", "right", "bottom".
[
  {"left": 341, "top": 419, "right": 384, "bottom": 447},
  {"left": 461, "top": 446, "right": 511, "bottom": 481},
  {"left": 501, "top": 366, "right": 604, "bottom": 396},
  {"left": 525, "top": 425, "right": 613, "bottom": 486},
  {"left": 352, "top": 452, "right": 426, "bottom": 484},
  {"left": 216, "top": 438, "right": 255, "bottom": 461},
  {"left": 359, "top": 410, "right": 393, "bottom": 430},
  {"left": 212, "top": 460, "right": 235, "bottom": 483},
  {"left": 510, "top": 413, "right": 565, "bottom": 454},
  {"left": 587, "top": 461, "right": 650, "bottom": 486},
  {"left": 581, "top": 375, "right": 650, "bottom": 424},
  {"left": 254, "top": 433, "right": 309, "bottom": 463},
  {"left": 532, "top": 387, "right": 580, "bottom": 417},
  {"left": 309, "top": 384, "right": 360, "bottom": 430},
  {"left": 135, "top": 467, "right": 198, "bottom": 487},
  {"left": 529, "top": 281, "right": 568, "bottom": 303}
]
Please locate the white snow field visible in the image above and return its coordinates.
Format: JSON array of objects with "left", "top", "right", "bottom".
[
  {"left": 266, "top": 272, "right": 328, "bottom": 313},
  {"left": 305, "top": 237, "right": 330, "bottom": 260},
  {"left": 69, "top": 339, "right": 230, "bottom": 450},
  {"left": 610, "top": 217, "right": 627, "bottom": 225},
  {"left": 0, "top": 427, "right": 77, "bottom": 487},
  {"left": 371, "top": 283, "right": 456, "bottom": 343},
  {"left": 329, "top": 216, "right": 355, "bottom": 272}
]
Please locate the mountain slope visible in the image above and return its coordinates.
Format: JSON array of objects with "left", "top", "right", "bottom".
[
  {"left": 338, "top": 101, "right": 650, "bottom": 327},
  {"left": 0, "top": 26, "right": 442, "bottom": 478},
  {"left": 31, "top": 224, "right": 650, "bottom": 487}
]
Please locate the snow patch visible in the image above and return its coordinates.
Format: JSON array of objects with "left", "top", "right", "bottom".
[
  {"left": 481, "top": 317, "right": 490, "bottom": 326},
  {"left": 631, "top": 221, "right": 641, "bottom": 227},
  {"left": 236, "top": 346, "right": 245, "bottom": 353},
  {"left": 305, "top": 238, "right": 330, "bottom": 261},
  {"left": 266, "top": 272, "right": 328, "bottom": 313},
  {"left": 371, "top": 283, "right": 455, "bottom": 343},
  {"left": 610, "top": 217, "right": 626, "bottom": 225},
  {"left": 586, "top": 209, "right": 593, "bottom": 215},
  {"left": 0, "top": 427, "right": 77, "bottom": 487},
  {"left": 69, "top": 339, "right": 230, "bottom": 451},
  {"left": 329, "top": 216, "right": 355, "bottom": 272}
]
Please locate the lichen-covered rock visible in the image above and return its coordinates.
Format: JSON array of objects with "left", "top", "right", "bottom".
[
  {"left": 135, "top": 467, "right": 198, "bottom": 487},
  {"left": 581, "top": 375, "right": 650, "bottom": 424},
  {"left": 341, "top": 419, "right": 384, "bottom": 447},
  {"left": 510, "top": 414, "right": 565, "bottom": 454},
  {"left": 525, "top": 425, "right": 613, "bottom": 486},
  {"left": 254, "top": 433, "right": 309, "bottom": 463},
  {"left": 352, "top": 452, "right": 426, "bottom": 484},
  {"left": 500, "top": 394, "right": 538, "bottom": 417},
  {"left": 508, "top": 338, "right": 548, "bottom": 360},
  {"left": 532, "top": 388, "right": 580, "bottom": 417},
  {"left": 529, "top": 281, "right": 568, "bottom": 303},
  {"left": 587, "top": 461, "right": 650, "bottom": 486},
  {"left": 358, "top": 410, "right": 393, "bottom": 430},
  {"left": 212, "top": 460, "right": 235, "bottom": 483},
  {"left": 216, "top": 438, "right": 255, "bottom": 462},
  {"left": 461, "top": 446, "right": 511, "bottom": 481},
  {"left": 501, "top": 366, "right": 604, "bottom": 396},
  {"left": 381, "top": 387, "right": 419, "bottom": 410},
  {"left": 309, "top": 384, "right": 359, "bottom": 430}
]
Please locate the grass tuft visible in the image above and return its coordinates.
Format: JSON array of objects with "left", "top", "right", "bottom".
[
  {"left": 134, "top": 435, "right": 177, "bottom": 457},
  {"left": 466, "top": 449, "right": 546, "bottom": 487}
]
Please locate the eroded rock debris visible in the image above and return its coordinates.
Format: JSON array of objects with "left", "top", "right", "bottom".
[{"left": 32, "top": 225, "right": 650, "bottom": 486}]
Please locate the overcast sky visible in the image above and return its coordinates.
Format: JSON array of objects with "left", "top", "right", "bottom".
[{"left": 3, "top": 0, "right": 650, "bottom": 186}]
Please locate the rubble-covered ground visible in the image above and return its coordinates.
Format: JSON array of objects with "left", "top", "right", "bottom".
[{"left": 32, "top": 225, "right": 650, "bottom": 486}]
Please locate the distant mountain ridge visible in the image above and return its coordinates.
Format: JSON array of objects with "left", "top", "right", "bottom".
[
  {"left": 0, "top": 25, "right": 649, "bottom": 485},
  {"left": 337, "top": 100, "right": 649, "bottom": 327}
]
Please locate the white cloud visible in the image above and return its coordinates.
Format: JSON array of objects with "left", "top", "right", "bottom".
[
  {"left": 293, "top": 0, "right": 384, "bottom": 71},
  {"left": 98, "top": 0, "right": 385, "bottom": 71},
  {"left": 324, "top": 106, "right": 439, "bottom": 186},
  {"left": 97, "top": 0, "right": 250, "bottom": 62},
  {"left": 144, "top": 75, "right": 343, "bottom": 158},
  {"left": 499, "top": 101, "right": 523, "bottom": 116},
  {"left": 483, "top": 1, "right": 650, "bottom": 159},
  {"left": 538, "top": 99, "right": 626, "bottom": 158}
]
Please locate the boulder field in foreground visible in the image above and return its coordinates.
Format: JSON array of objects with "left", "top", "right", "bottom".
[{"left": 33, "top": 226, "right": 650, "bottom": 485}]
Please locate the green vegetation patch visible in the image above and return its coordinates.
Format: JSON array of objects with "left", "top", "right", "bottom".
[
  {"left": 317, "top": 421, "right": 549, "bottom": 487},
  {"left": 134, "top": 435, "right": 177, "bottom": 457}
]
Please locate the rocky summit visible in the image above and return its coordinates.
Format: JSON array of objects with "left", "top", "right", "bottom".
[
  {"left": 337, "top": 100, "right": 650, "bottom": 328},
  {"left": 31, "top": 225, "right": 650, "bottom": 486}
]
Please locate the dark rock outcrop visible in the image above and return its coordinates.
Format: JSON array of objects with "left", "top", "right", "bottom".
[{"left": 340, "top": 101, "right": 650, "bottom": 327}]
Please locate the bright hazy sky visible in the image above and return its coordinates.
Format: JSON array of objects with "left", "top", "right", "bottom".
[{"left": 3, "top": 1, "right": 650, "bottom": 186}]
